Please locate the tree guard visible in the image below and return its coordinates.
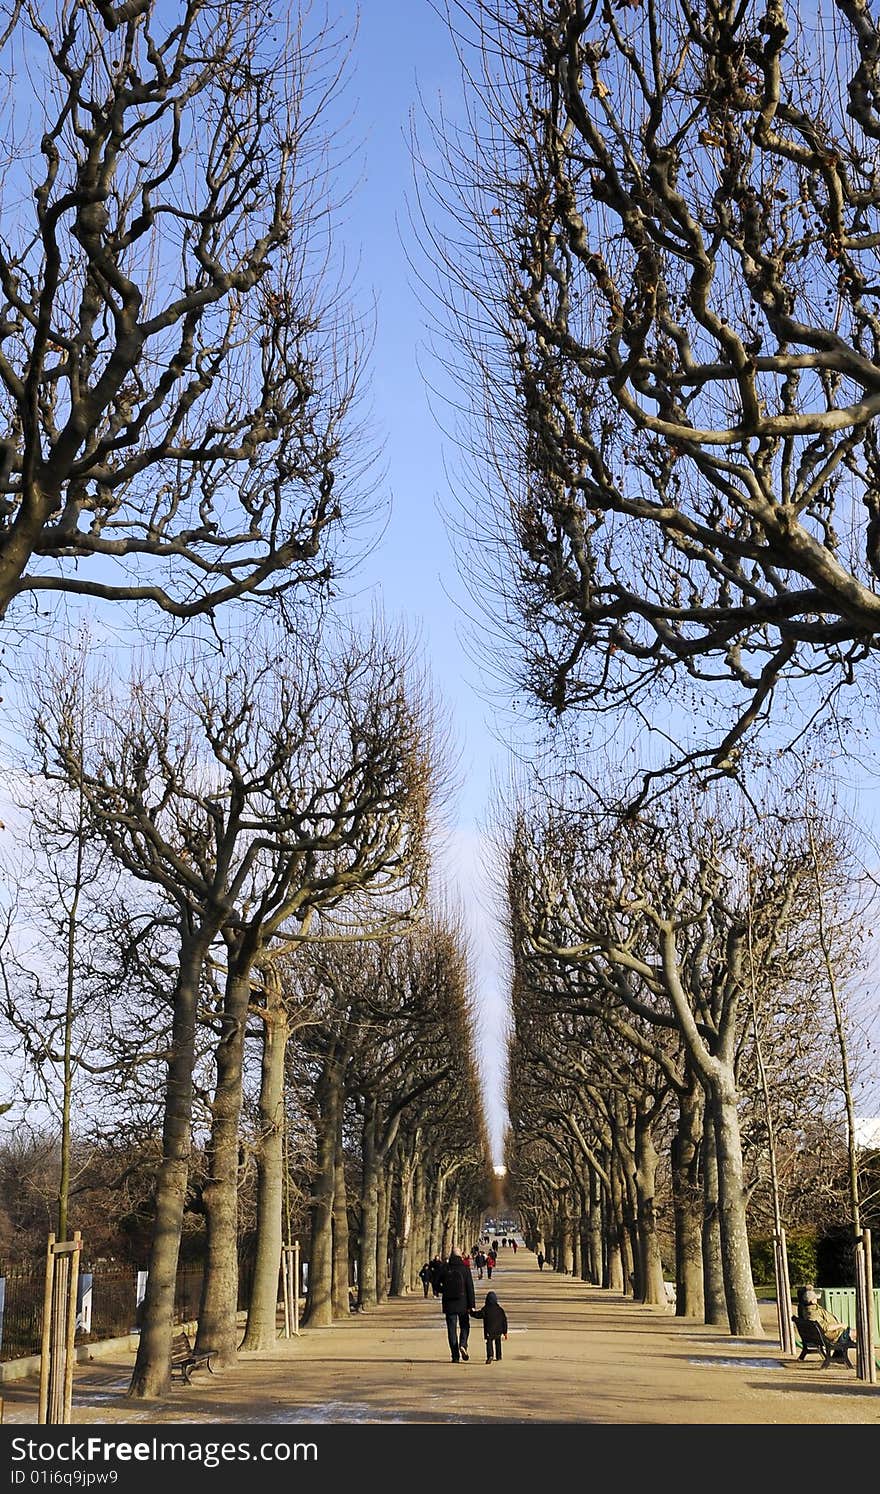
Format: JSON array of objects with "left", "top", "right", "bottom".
[{"left": 38, "top": 1232, "right": 82, "bottom": 1425}]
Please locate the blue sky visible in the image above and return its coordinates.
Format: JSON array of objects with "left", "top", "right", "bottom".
[{"left": 321, "top": 1, "right": 513, "bottom": 1156}]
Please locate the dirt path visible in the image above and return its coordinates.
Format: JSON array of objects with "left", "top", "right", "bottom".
[{"left": 3, "top": 1247, "right": 878, "bottom": 1424}]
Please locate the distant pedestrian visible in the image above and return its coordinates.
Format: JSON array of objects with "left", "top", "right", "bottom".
[
  {"left": 419, "top": 1261, "right": 431, "bottom": 1298},
  {"left": 428, "top": 1254, "right": 444, "bottom": 1297},
  {"left": 439, "top": 1247, "right": 476, "bottom": 1363},
  {"left": 536, "top": 1250, "right": 545, "bottom": 1271},
  {"left": 470, "top": 1290, "right": 509, "bottom": 1363},
  {"left": 511, "top": 1239, "right": 517, "bottom": 1254},
  {"left": 486, "top": 1250, "right": 496, "bottom": 1279}
]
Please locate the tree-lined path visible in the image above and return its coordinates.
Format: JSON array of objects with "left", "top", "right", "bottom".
[{"left": 3, "top": 1247, "right": 878, "bottom": 1425}]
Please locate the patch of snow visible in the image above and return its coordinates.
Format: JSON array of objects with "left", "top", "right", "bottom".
[{"left": 686, "top": 1356, "right": 783, "bottom": 1369}]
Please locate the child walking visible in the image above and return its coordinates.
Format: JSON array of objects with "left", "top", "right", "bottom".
[{"left": 470, "top": 1289, "right": 509, "bottom": 1363}]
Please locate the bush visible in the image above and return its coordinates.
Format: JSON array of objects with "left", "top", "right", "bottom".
[
  {"left": 784, "top": 1232, "right": 818, "bottom": 1287},
  {"left": 748, "top": 1237, "right": 775, "bottom": 1286},
  {"left": 749, "top": 1232, "right": 817, "bottom": 1288}
]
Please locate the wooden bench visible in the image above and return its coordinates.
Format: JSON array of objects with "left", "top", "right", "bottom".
[
  {"left": 791, "top": 1316, "right": 853, "bottom": 1369},
  {"left": 170, "top": 1330, "right": 215, "bottom": 1384}
]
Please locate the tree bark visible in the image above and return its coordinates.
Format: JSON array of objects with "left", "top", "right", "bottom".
[
  {"left": 702, "top": 1107, "right": 729, "bottom": 1327},
  {"left": 409, "top": 1162, "right": 427, "bottom": 1292},
  {"left": 588, "top": 1166, "right": 604, "bottom": 1286},
  {"left": 395, "top": 1152, "right": 414, "bottom": 1295},
  {"left": 711, "top": 1082, "right": 764, "bottom": 1337},
  {"left": 609, "top": 1159, "right": 631, "bottom": 1294},
  {"left": 303, "top": 1064, "right": 342, "bottom": 1328},
  {"left": 376, "top": 1166, "right": 392, "bottom": 1303},
  {"left": 241, "top": 982, "right": 288, "bottom": 1350},
  {"left": 634, "top": 1114, "right": 666, "bottom": 1305},
  {"left": 331, "top": 1111, "right": 350, "bottom": 1318},
  {"left": 428, "top": 1173, "right": 443, "bottom": 1259},
  {"left": 616, "top": 1119, "right": 641, "bottom": 1298},
  {"left": 672, "top": 1081, "right": 704, "bottom": 1319},
  {"left": 129, "top": 933, "right": 204, "bottom": 1398},
  {"left": 196, "top": 964, "right": 252, "bottom": 1365},
  {"left": 357, "top": 1104, "right": 380, "bottom": 1310}
]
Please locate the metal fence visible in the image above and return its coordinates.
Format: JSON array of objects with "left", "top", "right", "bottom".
[{"left": 0, "top": 1257, "right": 254, "bottom": 1363}]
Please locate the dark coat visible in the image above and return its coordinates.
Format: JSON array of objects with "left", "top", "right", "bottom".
[
  {"left": 439, "top": 1254, "right": 476, "bottom": 1314},
  {"left": 471, "top": 1291, "right": 508, "bottom": 1339}
]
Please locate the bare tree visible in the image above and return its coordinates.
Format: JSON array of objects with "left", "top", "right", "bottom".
[
  {"left": 292, "top": 916, "right": 472, "bottom": 1326},
  {"left": 502, "top": 781, "right": 863, "bottom": 1334},
  {"left": 190, "top": 633, "right": 437, "bottom": 1366},
  {"left": 0, "top": 0, "right": 370, "bottom": 626},
  {"left": 424, "top": 0, "right": 880, "bottom": 790},
  {"left": 33, "top": 625, "right": 435, "bottom": 1395}
]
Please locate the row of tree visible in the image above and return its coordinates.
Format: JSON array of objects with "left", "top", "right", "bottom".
[
  {"left": 498, "top": 781, "right": 875, "bottom": 1336},
  {"left": 421, "top": 0, "right": 880, "bottom": 1358},
  {"left": 1, "top": 635, "right": 492, "bottom": 1394},
  {"left": 0, "top": 0, "right": 494, "bottom": 1405}
]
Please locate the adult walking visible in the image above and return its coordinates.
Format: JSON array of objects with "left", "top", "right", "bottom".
[
  {"left": 440, "top": 1246, "right": 475, "bottom": 1362},
  {"left": 537, "top": 1250, "right": 545, "bottom": 1270},
  {"left": 428, "top": 1254, "right": 444, "bottom": 1298}
]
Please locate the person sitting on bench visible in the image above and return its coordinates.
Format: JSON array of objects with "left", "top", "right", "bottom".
[{"left": 796, "top": 1284, "right": 857, "bottom": 1352}]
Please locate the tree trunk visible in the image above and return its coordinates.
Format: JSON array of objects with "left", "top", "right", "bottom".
[
  {"left": 429, "top": 1178, "right": 443, "bottom": 1259},
  {"left": 357, "top": 1106, "right": 380, "bottom": 1310},
  {"left": 634, "top": 1114, "right": 666, "bottom": 1305},
  {"left": 376, "top": 1166, "right": 392, "bottom": 1303},
  {"left": 609, "top": 1159, "right": 631, "bottom": 1293},
  {"left": 390, "top": 1155, "right": 414, "bottom": 1295},
  {"left": 241, "top": 980, "right": 288, "bottom": 1350},
  {"left": 129, "top": 934, "right": 204, "bottom": 1399},
  {"left": 446, "top": 1199, "right": 459, "bottom": 1254},
  {"left": 711, "top": 1080, "right": 764, "bottom": 1337},
  {"left": 303, "top": 1064, "right": 341, "bottom": 1328},
  {"left": 588, "top": 1167, "right": 604, "bottom": 1286},
  {"left": 196, "top": 964, "right": 252, "bottom": 1365},
  {"left": 702, "top": 1102, "right": 729, "bottom": 1326},
  {"left": 0, "top": 486, "right": 53, "bottom": 618},
  {"left": 331, "top": 1111, "right": 350, "bottom": 1318},
  {"left": 615, "top": 1124, "right": 640, "bottom": 1298},
  {"left": 672, "top": 1081, "right": 705, "bottom": 1319},
  {"left": 409, "top": 1163, "right": 427, "bottom": 1292},
  {"left": 579, "top": 1209, "right": 590, "bottom": 1282}
]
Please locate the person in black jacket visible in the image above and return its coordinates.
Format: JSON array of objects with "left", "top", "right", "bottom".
[
  {"left": 470, "top": 1289, "right": 509, "bottom": 1362},
  {"left": 439, "top": 1247, "right": 476, "bottom": 1362},
  {"left": 428, "top": 1255, "right": 444, "bottom": 1298}
]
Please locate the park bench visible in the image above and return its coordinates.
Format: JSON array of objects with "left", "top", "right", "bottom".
[
  {"left": 170, "top": 1330, "right": 215, "bottom": 1384},
  {"left": 791, "top": 1316, "right": 853, "bottom": 1369}
]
